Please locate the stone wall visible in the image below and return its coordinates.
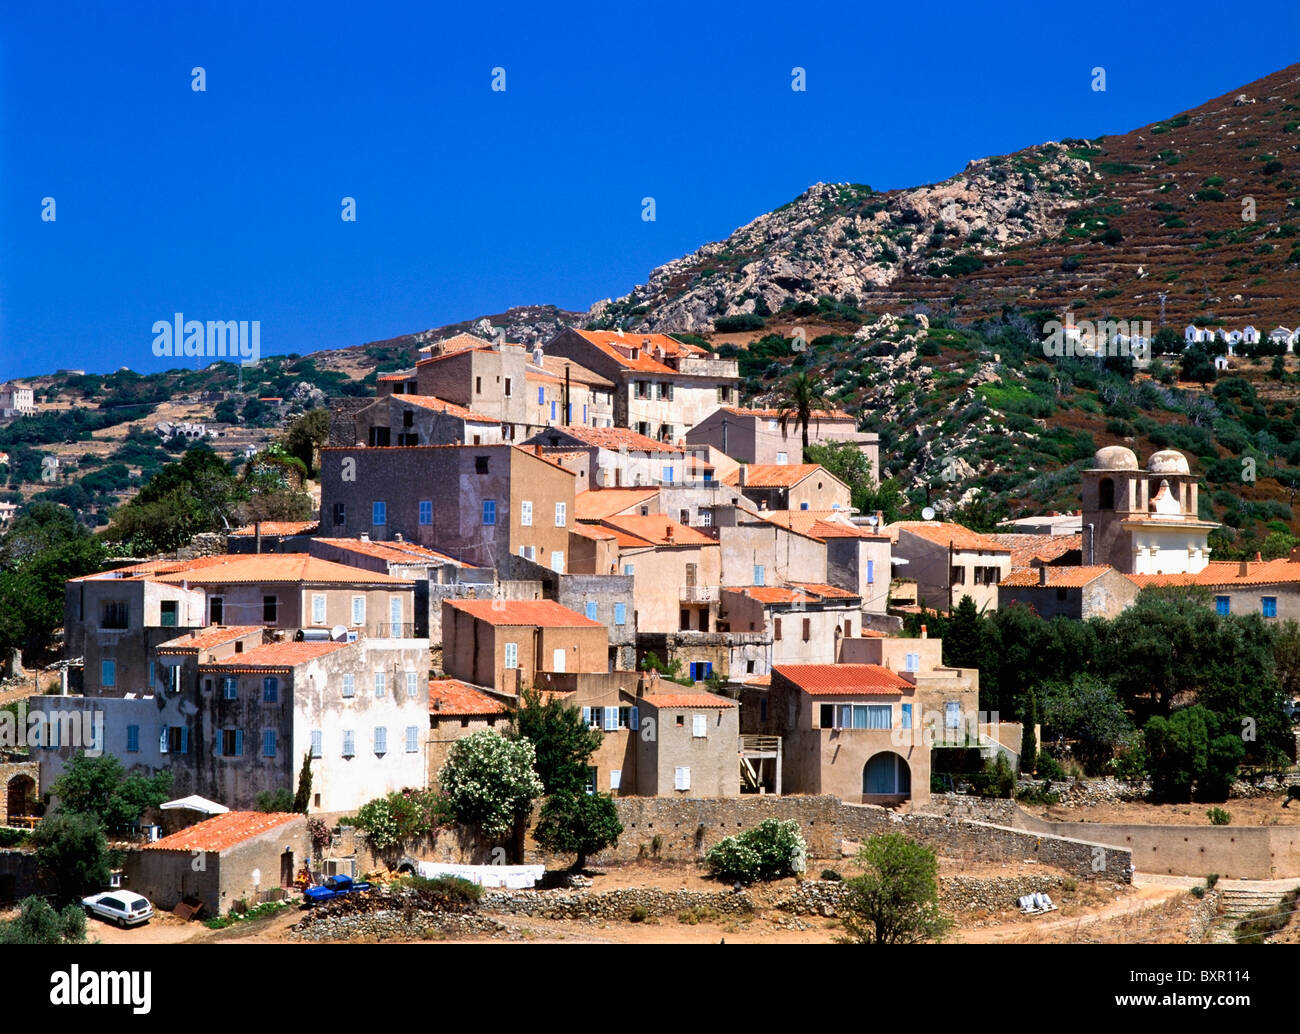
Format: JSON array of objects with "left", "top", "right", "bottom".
[
  {"left": 775, "top": 873, "right": 1078, "bottom": 916},
  {"left": 0, "top": 761, "right": 39, "bottom": 825},
  {"left": 613, "top": 795, "right": 841, "bottom": 863}
]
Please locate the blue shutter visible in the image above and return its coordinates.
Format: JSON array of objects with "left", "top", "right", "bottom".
[
  {"left": 550, "top": 401, "right": 556, "bottom": 420},
  {"left": 585, "top": 601, "right": 598, "bottom": 620},
  {"left": 614, "top": 603, "right": 626, "bottom": 625},
  {"left": 705, "top": 662, "right": 713, "bottom": 678},
  {"left": 867, "top": 559, "right": 874, "bottom": 584},
  {"left": 214, "top": 732, "right": 222, "bottom": 757},
  {"left": 629, "top": 706, "right": 639, "bottom": 732},
  {"left": 180, "top": 727, "right": 189, "bottom": 754},
  {"left": 581, "top": 707, "right": 591, "bottom": 726},
  {"left": 234, "top": 729, "right": 244, "bottom": 757}
]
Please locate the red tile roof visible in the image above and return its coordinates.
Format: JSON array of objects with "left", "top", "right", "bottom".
[
  {"left": 429, "top": 678, "right": 509, "bottom": 716},
  {"left": 773, "top": 663, "right": 913, "bottom": 696},
  {"left": 229, "top": 521, "right": 319, "bottom": 537},
  {"left": 723, "top": 584, "right": 859, "bottom": 605},
  {"left": 152, "top": 554, "right": 414, "bottom": 586},
  {"left": 574, "top": 488, "right": 660, "bottom": 521},
  {"left": 444, "top": 598, "right": 604, "bottom": 628},
  {"left": 536, "top": 425, "right": 685, "bottom": 454},
  {"left": 569, "top": 523, "right": 618, "bottom": 541},
  {"left": 571, "top": 330, "right": 708, "bottom": 374},
  {"left": 1126, "top": 557, "right": 1300, "bottom": 588},
  {"left": 144, "top": 811, "right": 300, "bottom": 852},
  {"left": 643, "top": 692, "right": 736, "bottom": 709},
  {"left": 886, "top": 521, "right": 1011, "bottom": 553},
  {"left": 199, "top": 640, "right": 351, "bottom": 671},
  {"left": 999, "top": 565, "right": 1115, "bottom": 588},
  {"left": 155, "top": 626, "right": 264, "bottom": 653},
  {"left": 721, "top": 406, "right": 854, "bottom": 422},
  {"left": 788, "top": 582, "right": 861, "bottom": 600},
  {"left": 416, "top": 332, "right": 494, "bottom": 355},
  {"left": 988, "top": 533, "right": 1083, "bottom": 568},
  {"left": 723, "top": 464, "right": 834, "bottom": 489},
  {"left": 314, "top": 537, "right": 472, "bottom": 567},
  {"left": 600, "top": 514, "right": 716, "bottom": 547},
  {"left": 388, "top": 394, "right": 497, "bottom": 423}
]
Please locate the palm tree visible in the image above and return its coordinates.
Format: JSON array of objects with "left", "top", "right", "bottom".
[{"left": 776, "top": 372, "right": 834, "bottom": 450}]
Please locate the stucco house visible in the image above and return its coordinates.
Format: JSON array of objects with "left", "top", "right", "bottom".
[{"left": 884, "top": 521, "right": 1012, "bottom": 613}]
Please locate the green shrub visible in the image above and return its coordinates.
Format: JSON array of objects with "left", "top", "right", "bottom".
[
  {"left": 714, "top": 314, "right": 767, "bottom": 333},
  {"left": 629, "top": 905, "right": 649, "bottom": 923},
  {"left": 1207, "top": 807, "right": 1231, "bottom": 826},
  {"left": 704, "top": 819, "right": 807, "bottom": 884},
  {"left": 395, "top": 874, "right": 482, "bottom": 912},
  {"left": 1034, "top": 752, "right": 1068, "bottom": 781},
  {"left": 1206, "top": 873, "right": 1220, "bottom": 889},
  {"left": 820, "top": 868, "right": 843, "bottom": 882}
]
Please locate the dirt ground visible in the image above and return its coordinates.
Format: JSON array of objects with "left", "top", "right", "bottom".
[{"left": 1025, "top": 795, "right": 1300, "bottom": 827}]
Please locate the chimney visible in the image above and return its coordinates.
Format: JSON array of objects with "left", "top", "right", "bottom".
[
  {"left": 394, "top": 533, "right": 404, "bottom": 543},
  {"left": 875, "top": 510, "right": 883, "bottom": 528},
  {"left": 1255, "top": 551, "right": 1263, "bottom": 562},
  {"left": 665, "top": 525, "right": 673, "bottom": 542},
  {"left": 360, "top": 532, "right": 370, "bottom": 543},
  {"left": 1239, "top": 557, "right": 1250, "bottom": 577},
  {"left": 738, "top": 464, "right": 748, "bottom": 487},
  {"left": 920, "top": 624, "right": 928, "bottom": 639},
  {"left": 254, "top": 520, "right": 262, "bottom": 554}
]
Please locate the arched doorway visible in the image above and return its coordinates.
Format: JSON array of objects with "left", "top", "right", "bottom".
[
  {"left": 1098, "top": 477, "right": 1115, "bottom": 509},
  {"left": 863, "top": 753, "right": 911, "bottom": 797},
  {"left": 6, "top": 775, "right": 35, "bottom": 823}
]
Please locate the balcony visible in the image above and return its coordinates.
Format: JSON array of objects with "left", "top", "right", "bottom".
[{"left": 680, "top": 585, "right": 718, "bottom": 603}]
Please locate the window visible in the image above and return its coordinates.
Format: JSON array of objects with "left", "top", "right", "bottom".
[
  {"left": 1056, "top": 587, "right": 1068, "bottom": 601},
  {"left": 1263, "top": 596, "right": 1278, "bottom": 618},
  {"left": 950, "top": 566, "right": 965, "bottom": 585},
  {"left": 776, "top": 451, "right": 788, "bottom": 465},
  {"left": 223, "top": 676, "right": 238, "bottom": 699},
  {"left": 550, "top": 551, "right": 565, "bottom": 574},
  {"left": 475, "top": 376, "right": 482, "bottom": 394},
  {"left": 352, "top": 596, "right": 365, "bottom": 626},
  {"left": 538, "top": 385, "right": 545, "bottom": 405},
  {"left": 944, "top": 701, "right": 962, "bottom": 730},
  {"left": 160, "top": 600, "right": 178, "bottom": 627},
  {"left": 623, "top": 564, "right": 635, "bottom": 576},
  {"left": 372, "top": 501, "right": 386, "bottom": 526},
  {"left": 101, "top": 659, "right": 116, "bottom": 687},
  {"left": 333, "top": 502, "right": 346, "bottom": 526},
  {"left": 519, "top": 545, "right": 535, "bottom": 560},
  {"left": 904, "top": 652, "right": 920, "bottom": 672},
  {"left": 406, "top": 725, "right": 420, "bottom": 753},
  {"left": 689, "top": 661, "right": 714, "bottom": 681},
  {"left": 614, "top": 603, "right": 627, "bottom": 625},
  {"left": 219, "top": 729, "right": 243, "bottom": 757},
  {"left": 865, "top": 705, "right": 891, "bottom": 729},
  {"left": 774, "top": 618, "right": 782, "bottom": 641},
  {"left": 209, "top": 597, "right": 223, "bottom": 624},
  {"left": 585, "top": 601, "right": 598, "bottom": 621},
  {"left": 342, "top": 673, "right": 355, "bottom": 698},
  {"left": 754, "top": 564, "right": 765, "bottom": 586},
  {"left": 973, "top": 567, "right": 985, "bottom": 585},
  {"left": 419, "top": 500, "right": 433, "bottom": 525},
  {"left": 699, "top": 509, "right": 712, "bottom": 526},
  {"left": 692, "top": 714, "right": 707, "bottom": 738},
  {"left": 374, "top": 672, "right": 386, "bottom": 698},
  {"left": 610, "top": 769, "right": 621, "bottom": 791},
  {"left": 504, "top": 642, "right": 519, "bottom": 669},
  {"left": 126, "top": 725, "right": 140, "bottom": 753},
  {"left": 901, "top": 704, "right": 913, "bottom": 729},
  {"left": 844, "top": 620, "right": 853, "bottom": 638},
  {"left": 263, "top": 677, "right": 278, "bottom": 703},
  {"left": 311, "top": 730, "right": 323, "bottom": 758},
  {"left": 802, "top": 618, "right": 811, "bottom": 641},
  {"left": 390, "top": 595, "right": 402, "bottom": 635},
  {"left": 552, "top": 648, "right": 566, "bottom": 673},
  {"left": 406, "top": 671, "right": 418, "bottom": 699},
  {"left": 674, "top": 767, "right": 691, "bottom": 791},
  {"left": 100, "top": 600, "right": 128, "bottom": 629},
  {"left": 482, "top": 500, "right": 496, "bottom": 525},
  {"left": 475, "top": 455, "right": 490, "bottom": 474},
  {"left": 262, "top": 595, "right": 278, "bottom": 623},
  {"left": 374, "top": 726, "right": 388, "bottom": 755},
  {"left": 312, "top": 594, "right": 326, "bottom": 625},
  {"left": 555, "top": 502, "right": 567, "bottom": 527},
  {"left": 866, "top": 560, "right": 874, "bottom": 584},
  {"left": 550, "top": 400, "right": 557, "bottom": 421},
  {"left": 504, "top": 377, "right": 512, "bottom": 398},
  {"left": 342, "top": 730, "right": 355, "bottom": 757},
  {"left": 520, "top": 500, "right": 533, "bottom": 526},
  {"left": 262, "top": 729, "right": 277, "bottom": 757},
  {"left": 662, "top": 466, "right": 674, "bottom": 483},
  {"left": 1215, "top": 595, "right": 1230, "bottom": 616}
]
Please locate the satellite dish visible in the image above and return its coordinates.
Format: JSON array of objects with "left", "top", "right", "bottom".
[
  {"left": 331, "top": 625, "right": 348, "bottom": 641},
  {"left": 921, "top": 506, "right": 936, "bottom": 521}
]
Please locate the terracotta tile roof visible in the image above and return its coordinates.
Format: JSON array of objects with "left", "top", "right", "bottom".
[
  {"left": 229, "top": 521, "right": 319, "bottom": 537},
  {"left": 388, "top": 394, "right": 497, "bottom": 423},
  {"left": 415, "top": 345, "right": 495, "bottom": 367},
  {"left": 144, "top": 811, "right": 300, "bottom": 852},
  {"left": 988, "top": 533, "right": 1083, "bottom": 568},
  {"left": 723, "top": 584, "right": 857, "bottom": 606},
  {"left": 773, "top": 663, "right": 913, "bottom": 696},
  {"left": 886, "top": 521, "right": 1011, "bottom": 553},
  {"left": 600, "top": 514, "right": 716, "bottom": 547},
  {"left": 314, "top": 537, "right": 473, "bottom": 567},
  {"left": 755, "top": 509, "right": 860, "bottom": 540},
  {"left": 569, "top": 523, "right": 618, "bottom": 541},
  {"left": 156, "top": 626, "right": 264, "bottom": 653},
  {"left": 533, "top": 425, "right": 685, "bottom": 455},
  {"left": 429, "top": 678, "right": 509, "bottom": 716},
  {"left": 152, "top": 554, "right": 414, "bottom": 586},
  {"left": 723, "top": 464, "right": 832, "bottom": 489},
  {"left": 999, "top": 565, "right": 1115, "bottom": 588},
  {"left": 377, "top": 370, "right": 416, "bottom": 382},
  {"left": 571, "top": 330, "right": 708, "bottom": 374},
  {"left": 721, "top": 406, "right": 854, "bottom": 422},
  {"left": 416, "top": 332, "right": 494, "bottom": 355},
  {"left": 444, "top": 599, "right": 604, "bottom": 628},
  {"left": 199, "top": 640, "right": 351, "bottom": 670},
  {"left": 642, "top": 692, "right": 736, "bottom": 709},
  {"left": 788, "top": 582, "right": 861, "bottom": 600},
  {"left": 574, "top": 488, "right": 660, "bottom": 521},
  {"left": 1126, "top": 557, "right": 1300, "bottom": 589}
]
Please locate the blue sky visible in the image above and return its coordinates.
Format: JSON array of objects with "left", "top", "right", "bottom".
[{"left": 2, "top": 0, "right": 1298, "bottom": 380}]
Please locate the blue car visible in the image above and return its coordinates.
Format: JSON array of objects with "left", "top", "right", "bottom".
[{"left": 302, "top": 875, "right": 372, "bottom": 905}]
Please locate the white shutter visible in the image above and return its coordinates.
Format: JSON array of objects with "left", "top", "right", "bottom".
[
  {"left": 581, "top": 706, "right": 591, "bottom": 727},
  {"left": 610, "top": 769, "right": 621, "bottom": 791},
  {"left": 555, "top": 502, "right": 566, "bottom": 527},
  {"left": 552, "top": 648, "right": 566, "bottom": 673},
  {"left": 406, "top": 672, "right": 418, "bottom": 699},
  {"left": 520, "top": 500, "right": 533, "bottom": 526},
  {"left": 159, "top": 726, "right": 169, "bottom": 754},
  {"left": 674, "top": 766, "right": 690, "bottom": 791},
  {"left": 692, "top": 714, "right": 707, "bottom": 738},
  {"left": 604, "top": 707, "right": 619, "bottom": 732}
]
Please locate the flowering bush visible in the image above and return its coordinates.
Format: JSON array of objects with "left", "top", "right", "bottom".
[
  {"left": 438, "top": 731, "right": 543, "bottom": 840},
  {"left": 352, "top": 788, "right": 454, "bottom": 851},
  {"left": 704, "top": 819, "right": 807, "bottom": 884},
  {"left": 307, "top": 817, "right": 333, "bottom": 853}
]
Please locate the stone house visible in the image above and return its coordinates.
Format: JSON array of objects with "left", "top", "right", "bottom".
[
  {"left": 543, "top": 328, "right": 742, "bottom": 440},
  {"left": 999, "top": 564, "right": 1139, "bottom": 620},
  {"left": 635, "top": 691, "right": 739, "bottom": 797},
  {"left": 320, "top": 443, "right": 577, "bottom": 575},
  {"left": 1127, "top": 549, "right": 1300, "bottom": 621},
  {"left": 555, "top": 572, "right": 637, "bottom": 671},
  {"left": 0, "top": 382, "right": 35, "bottom": 419},
  {"left": 524, "top": 347, "right": 617, "bottom": 431},
  {"left": 441, "top": 599, "right": 611, "bottom": 694},
  {"left": 523, "top": 425, "right": 692, "bottom": 491},
  {"left": 414, "top": 338, "right": 531, "bottom": 440},
  {"left": 718, "top": 584, "right": 862, "bottom": 677},
  {"left": 687, "top": 406, "right": 879, "bottom": 480},
  {"left": 225, "top": 521, "right": 320, "bottom": 553},
  {"left": 124, "top": 811, "right": 310, "bottom": 915},
  {"left": 427, "top": 677, "right": 511, "bottom": 785},
  {"left": 884, "top": 521, "right": 1012, "bottom": 613},
  {"left": 722, "top": 463, "right": 851, "bottom": 513},
  {"left": 350, "top": 393, "right": 502, "bottom": 447}
]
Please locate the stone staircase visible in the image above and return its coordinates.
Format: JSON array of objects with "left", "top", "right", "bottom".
[{"left": 1204, "top": 886, "right": 1295, "bottom": 944}]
